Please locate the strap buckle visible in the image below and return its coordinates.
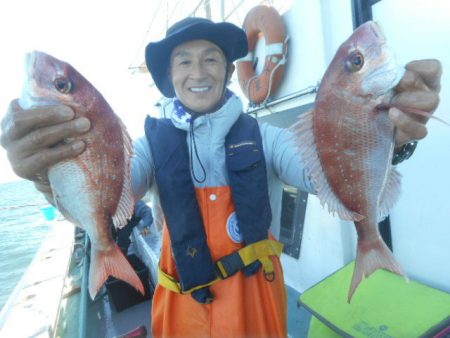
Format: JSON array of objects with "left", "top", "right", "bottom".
[{"left": 215, "top": 252, "right": 245, "bottom": 279}]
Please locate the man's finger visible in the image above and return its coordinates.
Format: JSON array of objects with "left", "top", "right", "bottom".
[
  {"left": 390, "top": 107, "right": 428, "bottom": 145},
  {"left": 11, "top": 117, "right": 90, "bottom": 155},
  {"left": 405, "top": 59, "right": 442, "bottom": 92},
  {"left": 9, "top": 140, "right": 86, "bottom": 179},
  {"left": 34, "top": 180, "right": 53, "bottom": 194},
  {"left": 1, "top": 101, "right": 75, "bottom": 145},
  {"left": 391, "top": 90, "right": 440, "bottom": 122},
  {"left": 395, "top": 69, "right": 429, "bottom": 92},
  {"left": 395, "top": 127, "right": 427, "bottom": 147}
]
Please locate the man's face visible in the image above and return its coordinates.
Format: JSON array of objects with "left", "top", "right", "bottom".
[{"left": 170, "top": 39, "right": 231, "bottom": 113}]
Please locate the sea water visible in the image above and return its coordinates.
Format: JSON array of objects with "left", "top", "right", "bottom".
[{"left": 0, "top": 180, "right": 52, "bottom": 310}]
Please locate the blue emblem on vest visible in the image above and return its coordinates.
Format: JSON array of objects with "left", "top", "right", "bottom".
[{"left": 226, "top": 212, "right": 243, "bottom": 243}]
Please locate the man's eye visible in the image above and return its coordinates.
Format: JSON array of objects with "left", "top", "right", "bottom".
[
  {"left": 179, "top": 60, "right": 191, "bottom": 66},
  {"left": 205, "top": 58, "right": 217, "bottom": 63}
]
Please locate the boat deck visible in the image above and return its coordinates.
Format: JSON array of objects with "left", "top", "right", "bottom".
[
  {"left": 85, "top": 284, "right": 311, "bottom": 338},
  {"left": 0, "top": 219, "right": 312, "bottom": 338},
  {"left": 84, "top": 222, "right": 312, "bottom": 338},
  {"left": 0, "top": 220, "right": 75, "bottom": 338}
]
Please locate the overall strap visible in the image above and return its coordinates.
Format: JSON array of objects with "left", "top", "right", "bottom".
[
  {"left": 225, "top": 113, "right": 272, "bottom": 244},
  {"left": 144, "top": 116, "right": 217, "bottom": 294},
  {"left": 145, "top": 114, "right": 278, "bottom": 300}
]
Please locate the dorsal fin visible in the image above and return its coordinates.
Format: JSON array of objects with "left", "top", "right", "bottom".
[
  {"left": 112, "top": 118, "right": 135, "bottom": 229},
  {"left": 378, "top": 167, "right": 401, "bottom": 221},
  {"left": 290, "top": 109, "right": 364, "bottom": 221}
]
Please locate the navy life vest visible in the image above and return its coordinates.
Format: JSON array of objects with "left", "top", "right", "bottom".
[{"left": 144, "top": 113, "right": 272, "bottom": 298}]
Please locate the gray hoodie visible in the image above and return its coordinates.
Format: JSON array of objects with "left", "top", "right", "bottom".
[{"left": 131, "top": 93, "right": 314, "bottom": 239}]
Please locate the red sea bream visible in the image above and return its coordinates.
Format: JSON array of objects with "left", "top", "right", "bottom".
[
  {"left": 291, "top": 21, "right": 406, "bottom": 301},
  {"left": 19, "top": 51, "right": 144, "bottom": 299}
]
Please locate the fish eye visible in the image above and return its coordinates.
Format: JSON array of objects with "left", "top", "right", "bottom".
[
  {"left": 53, "top": 77, "right": 72, "bottom": 93},
  {"left": 346, "top": 51, "right": 364, "bottom": 72}
]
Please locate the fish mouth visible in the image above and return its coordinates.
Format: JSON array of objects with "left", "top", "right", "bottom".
[
  {"left": 364, "top": 62, "right": 404, "bottom": 95},
  {"left": 369, "top": 21, "right": 387, "bottom": 43},
  {"left": 24, "top": 51, "right": 37, "bottom": 79},
  {"left": 361, "top": 42, "right": 404, "bottom": 98},
  {"left": 361, "top": 23, "right": 404, "bottom": 97},
  {"left": 20, "top": 51, "right": 59, "bottom": 108},
  {"left": 19, "top": 52, "right": 37, "bottom": 109}
]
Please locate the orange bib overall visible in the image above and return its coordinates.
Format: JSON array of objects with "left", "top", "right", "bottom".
[{"left": 151, "top": 186, "right": 287, "bottom": 338}]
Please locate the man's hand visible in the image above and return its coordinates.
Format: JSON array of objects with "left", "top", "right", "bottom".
[
  {"left": 390, "top": 59, "right": 442, "bottom": 147},
  {"left": 0, "top": 100, "right": 90, "bottom": 184}
]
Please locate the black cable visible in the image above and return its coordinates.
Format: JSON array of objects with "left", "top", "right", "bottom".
[{"left": 190, "top": 118, "right": 207, "bottom": 183}]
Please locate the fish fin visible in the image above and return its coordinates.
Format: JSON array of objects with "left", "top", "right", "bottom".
[
  {"left": 290, "top": 110, "right": 363, "bottom": 221},
  {"left": 88, "top": 243, "right": 145, "bottom": 300},
  {"left": 378, "top": 167, "right": 402, "bottom": 222},
  {"left": 348, "top": 237, "right": 406, "bottom": 302},
  {"left": 112, "top": 119, "right": 135, "bottom": 229}
]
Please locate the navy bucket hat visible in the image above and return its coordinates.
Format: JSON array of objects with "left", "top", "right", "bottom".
[{"left": 145, "top": 17, "right": 248, "bottom": 98}]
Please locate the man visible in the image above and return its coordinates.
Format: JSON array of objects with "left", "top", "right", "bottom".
[
  {"left": 0, "top": 17, "right": 441, "bottom": 338},
  {"left": 113, "top": 200, "right": 154, "bottom": 254}
]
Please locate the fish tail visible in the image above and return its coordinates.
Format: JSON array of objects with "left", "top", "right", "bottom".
[
  {"left": 88, "top": 244, "right": 145, "bottom": 299},
  {"left": 348, "top": 237, "right": 406, "bottom": 302}
]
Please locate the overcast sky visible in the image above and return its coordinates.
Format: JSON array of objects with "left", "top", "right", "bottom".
[
  {"left": 0, "top": 0, "right": 282, "bottom": 183},
  {"left": 0, "top": 0, "right": 168, "bottom": 183}
]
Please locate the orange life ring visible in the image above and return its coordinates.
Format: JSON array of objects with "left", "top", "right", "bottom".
[{"left": 237, "top": 6, "right": 287, "bottom": 105}]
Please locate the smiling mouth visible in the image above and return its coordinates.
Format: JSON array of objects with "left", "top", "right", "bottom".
[{"left": 189, "top": 86, "right": 211, "bottom": 93}]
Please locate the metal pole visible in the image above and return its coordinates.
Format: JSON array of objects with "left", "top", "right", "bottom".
[
  {"left": 224, "top": 0, "right": 246, "bottom": 21},
  {"left": 204, "top": 0, "right": 212, "bottom": 19},
  {"left": 78, "top": 235, "right": 90, "bottom": 338},
  {"left": 189, "top": 0, "right": 204, "bottom": 17},
  {"left": 220, "top": 0, "right": 225, "bottom": 21},
  {"left": 246, "top": 84, "right": 319, "bottom": 115}
]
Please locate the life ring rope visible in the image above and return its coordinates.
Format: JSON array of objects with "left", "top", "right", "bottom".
[
  {"left": 265, "top": 42, "right": 286, "bottom": 59},
  {"left": 238, "top": 41, "right": 286, "bottom": 62},
  {"left": 242, "top": 35, "right": 289, "bottom": 106}
]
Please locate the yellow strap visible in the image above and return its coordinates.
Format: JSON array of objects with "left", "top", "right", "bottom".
[
  {"left": 158, "top": 268, "right": 221, "bottom": 294},
  {"left": 236, "top": 239, "right": 283, "bottom": 266},
  {"left": 158, "top": 239, "right": 283, "bottom": 294},
  {"left": 215, "top": 239, "right": 283, "bottom": 278},
  {"left": 216, "top": 260, "right": 228, "bottom": 278},
  {"left": 259, "top": 256, "right": 274, "bottom": 274},
  {"left": 238, "top": 239, "right": 282, "bottom": 277},
  {"left": 158, "top": 268, "right": 182, "bottom": 293}
]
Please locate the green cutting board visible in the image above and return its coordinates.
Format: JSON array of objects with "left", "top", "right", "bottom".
[{"left": 299, "top": 262, "right": 450, "bottom": 338}]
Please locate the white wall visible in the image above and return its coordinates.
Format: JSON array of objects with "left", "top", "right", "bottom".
[
  {"left": 278, "top": 0, "right": 358, "bottom": 293},
  {"left": 270, "top": 0, "right": 327, "bottom": 101},
  {"left": 228, "top": 1, "right": 359, "bottom": 292},
  {"left": 230, "top": 0, "right": 357, "bottom": 292},
  {"left": 280, "top": 0, "right": 450, "bottom": 294},
  {"left": 231, "top": 0, "right": 450, "bottom": 294},
  {"left": 372, "top": 0, "right": 450, "bottom": 293}
]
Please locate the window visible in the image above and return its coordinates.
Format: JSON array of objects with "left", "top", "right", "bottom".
[{"left": 279, "top": 185, "right": 308, "bottom": 259}]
